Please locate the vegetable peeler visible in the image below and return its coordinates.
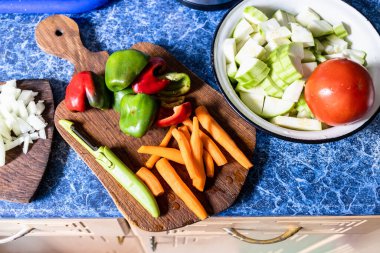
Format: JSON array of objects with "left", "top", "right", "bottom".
[{"left": 59, "top": 119, "right": 160, "bottom": 218}]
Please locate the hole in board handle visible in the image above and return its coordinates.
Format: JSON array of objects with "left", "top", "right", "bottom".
[{"left": 55, "top": 30, "right": 63, "bottom": 36}]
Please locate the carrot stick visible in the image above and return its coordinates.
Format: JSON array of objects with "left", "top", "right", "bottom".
[
  {"left": 195, "top": 106, "right": 253, "bottom": 169},
  {"left": 145, "top": 125, "right": 176, "bottom": 169},
  {"left": 178, "top": 125, "right": 191, "bottom": 141},
  {"left": 138, "top": 146, "right": 185, "bottom": 165},
  {"left": 156, "top": 158, "right": 208, "bottom": 220},
  {"left": 203, "top": 150, "right": 214, "bottom": 177},
  {"left": 183, "top": 119, "right": 227, "bottom": 166},
  {"left": 172, "top": 128, "right": 203, "bottom": 191},
  {"left": 136, "top": 167, "right": 164, "bottom": 196},
  {"left": 190, "top": 117, "right": 206, "bottom": 191}
]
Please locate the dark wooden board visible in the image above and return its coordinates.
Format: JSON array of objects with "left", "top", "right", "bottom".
[
  {"left": 36, "top": 15, "right": 256, "bottom": 231},
  {"left": 0, "top": 80, "right": 54, "bottom": 203}
]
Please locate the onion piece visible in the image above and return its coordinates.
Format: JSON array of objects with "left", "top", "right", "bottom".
[{"left": 0, "top": 135, "right": 5, "bottom": 166}]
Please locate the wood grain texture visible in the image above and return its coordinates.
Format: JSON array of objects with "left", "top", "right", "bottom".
[
  {"left": 0, "top": 80, "right": 54, "bottom": 203},
  {"left": 54, "top": 42, "right": 256, "bottom": 231},
  {"left": 35, "top": 15, "right": 109, "bottom": 76}
]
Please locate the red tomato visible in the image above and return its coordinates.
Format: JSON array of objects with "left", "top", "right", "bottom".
[{"left": 305, "top": 59, "right": 374, "bottom": 126}]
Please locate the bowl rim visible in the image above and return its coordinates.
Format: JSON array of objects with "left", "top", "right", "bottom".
[{"left": 211, "top": 0, "right": 380, "bottom": 144}]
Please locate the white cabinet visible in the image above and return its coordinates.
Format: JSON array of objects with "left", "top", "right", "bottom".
[
  {"left": 132, "top": 216, "right": 380, "bottom": 253},
  {"left": 1, "top": 216, "right": 380, "bottom": 253}
]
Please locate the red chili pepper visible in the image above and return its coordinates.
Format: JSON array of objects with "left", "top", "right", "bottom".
[
  {"left": 132, "top": 57, "right": 170, "bottom": 95},
  {"left": 156, "top": 102, "right": 192, "bottom": 128}
]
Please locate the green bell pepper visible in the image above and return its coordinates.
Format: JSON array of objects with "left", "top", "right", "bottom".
[
  {"left": 113, "top": 88, "right": 134, "bottom": 113},
  {"left": 119, "top": 93, "right": 158, "bottom": 138},
  {"left": 158, "top": 72, "right": 191, "bottom": 97},
  {"left": 105, "top": 49, "right": 150, "bottom": 92}
]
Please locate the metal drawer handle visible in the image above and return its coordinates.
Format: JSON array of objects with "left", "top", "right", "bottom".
[
  {"left": 223, "top": 227, "right": 302, "bottom": 244},
  {"left": 0, "top": 226, "right": 34, "bottom": 244}
]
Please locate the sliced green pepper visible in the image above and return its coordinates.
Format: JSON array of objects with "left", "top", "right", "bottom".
[
  {"left": 119, "top": 93, "right": 158, "bottom": 138},
  {"left": 105, "top": 49, "right": 150, "bottom": 92},
  {"left": 158, "top": 72, "right": 191, "bottom": 97},
  {"left": 113, "top": 88, "right": 134, "bottom": 113}
]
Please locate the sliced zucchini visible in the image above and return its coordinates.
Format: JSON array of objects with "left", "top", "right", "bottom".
[
  {"left": 243, "top": 6, "right": 268, "bottom": 25},
  {"left": 273, "top": 10, "right": 296, "bottom": 27},
  {"left": 235, "top": 58, "right": 270, "bottom": 87},
  {"left": 261, "top": 97, "right": 294, "bottom": 118},
  {"left": 302, "top": 62, "right": 318, "bottom": 78},
  {"left": 223, "top": 38, "right": 237, "bottom": 64},
  {"left": 270, "top": 116, "right": 322, "bottom": 131},
  {"left": 259, "top": 77, "right": 284, "bottom": 98},
  {"left": 240, "top": 92, "right": 265, "bottom": 116},
  {"left": 290, "top": 23, "right": 315, "bottom": 47},
  {"left": 302, "top": 49, "right": 316, "bottom": 62},
  {"left": 265, "top": 26, "right": 292, "bottom": 41},
  {"left": 282, "top": 80, "right": 305, "bottom": 102},
  {"left": 233, "top": 18, "right": 254, "bottom": 41},
  {"left": 259, "top": 18, "right": 281, "bottom": 34},
  {"left": 333, "top": 22, "right": 349, "bottom": 38},
  {"left": 295, "top": 8, "right": 321, "bottom": 27},
  {"left": 307, "top": 20, "right": 333, "bottom": 37},
  {"left": 251, "top": 32, "right": 266, "bottom": 46},
  {"left": 235, "top": 39, "right": 267, "bottom": 64}
]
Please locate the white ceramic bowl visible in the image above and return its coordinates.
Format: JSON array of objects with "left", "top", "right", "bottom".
[{"left": 213, "top": 0, "right": 380, "bottom": 143}]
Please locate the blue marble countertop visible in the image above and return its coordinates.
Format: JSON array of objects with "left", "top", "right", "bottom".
[{"left": 0, "top": 0, "right": 379, "bottom": 219}]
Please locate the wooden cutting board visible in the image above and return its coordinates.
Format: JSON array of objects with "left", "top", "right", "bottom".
[
  {"left": 36, "top": 15, "right": 256, "bottom": 231},
  {"left": 0, "top": 80, "right": 54, "bottom": 203}
]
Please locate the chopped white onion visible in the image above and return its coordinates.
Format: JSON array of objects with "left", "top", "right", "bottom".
[{"left": 0, "top": 80, "right": 47, "bottom": 166}]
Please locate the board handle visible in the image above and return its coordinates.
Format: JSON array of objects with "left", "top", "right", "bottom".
[{"left": 35, "top": 15, "right": 109, "bottom": 75}]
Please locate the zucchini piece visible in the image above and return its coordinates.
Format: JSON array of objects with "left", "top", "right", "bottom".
[
  {"left": 265, "top": 38, "right": 291, "bottom": 52},
  {"left": 235, "top": 39, "right": 267, "bottom": 64},
  {"left": 261, "top": 97, "right": 294, "bottom": 118},
  {"left": 270, "top": 116, "right": 322, "bottom": 131},
  {"left": 291, "top": 23, "right": 315, "bottom": 47},
  {"left": 282, "top": 80, "right": 305, "bottom": 102},
  {"left": 237, "top": 85, "right": 267, "bottom": 96},
  {"left": 259, "top": 77, "right": 284, "bottom": 98},
  {"left": 323, "top": 35, "right": 348, "bottom": 54},
  {"left": 314, "top": 38, "right": 325, "bottom": 53},
  {"left": 227, "top": 61, "right": 238, "bottom": 84},
  {"left": 301, "top": 62, "right": 318, "bottom": 79},
  {"left": 295, "top": 8, "right": 321, "bottom": 27},
  {"left": 270, "top": 70, "right": 288, "bottom": 89},
  {"left": 302, "top": 49, "right": 316, "bottom": 62},
  {"left": 235, "top": 58, "right": 270, "bottom": 87},
  {"left": 265, "top": 26, "right": 292, "bottom": 41},
  {"left": 233, "top": 18, "right": 254, "bottom": 41},
  {"left": 236, "top": 34, "right": 251, "bottom": 51},
  {"left": 273, "top": 10, "right": 296, "bottom": 27},
  {"left": 223, "top": 38, "right": 237, "bottom": 64},
  {"left": 259, "top": 18, "right": 281, "bottom": 34},
  {"left": 333, "top": 23, "right": 349, "bottom": 38},
  {"left": 251, "top": 32, "right": 266, "bottom": 46},
  {"left": 240, "top": 92, "right": 265, "bottom": 116},
  {"left": 308, "top": 20, "right": 333, "bottom": 37},
  {"left": 243, "top": 6, "right": 268, "bottom": 25},
  {"left": 296, "top": 95, "right": 314, "bottom": 118}
]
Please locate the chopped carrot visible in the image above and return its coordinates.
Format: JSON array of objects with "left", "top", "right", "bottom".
[
  {"left": 145, "top": 125, "right": 176, "bottom": 169},
  {"left": 136, "top": 167, "right": 164, "bottom": 196},
  {"left": 178, "top": 125, "right": 191, "bottom": 141},
  {"left": 172, "top": 128, "right": 203, "bottom": 191},
  {"left": 190, "top": 117, "right": 206, "bottom": 191},
  {"left": 156, "top": 158, "right": 208, "bottom": 220},
  {"left": 138, "top": 146, "right": 184, "bottom": 165},
  {"left": 183, "top": 119, "right": 227, "bottom": 166},
  {"left": 195, "top": 106, "right": 253, "bottom": 169},
  {"left": 203, "top": 149, "right": 214, "bottom": 178}
]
